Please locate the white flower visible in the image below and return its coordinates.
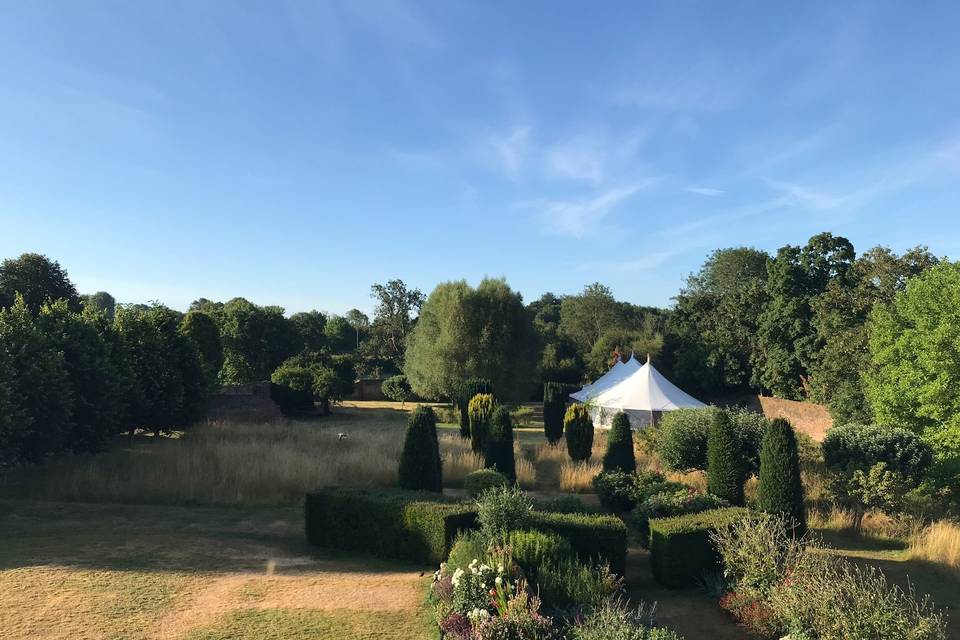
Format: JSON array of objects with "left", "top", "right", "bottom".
[
  {"left": 451, "top": 568, "right": 464, "bottom": 587},
  {"left": 495, "top": 576, "right": 502, "bottom": 585},
  {"left": 467, "top": 608, "right": 491, "bottom": 622}
]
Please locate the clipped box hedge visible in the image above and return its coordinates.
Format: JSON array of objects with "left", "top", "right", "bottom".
[
  {"left": 530, "top": 510, "right": 628, "bottom": 575},
  {"left": 304, "top": 488, "right": 476, "bottom": 565},
  {"left": 648, "top": 507, "right": 749, "bottom": 588}
]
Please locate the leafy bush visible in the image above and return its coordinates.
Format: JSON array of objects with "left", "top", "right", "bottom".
[
  {"left": 632, "top": 489, "right": 729, "bottom": 547},
  {"left": 270, "top": 365, "right": 315, "bottom": 413},
  {"left": 543, "top": 382, "right": 574, "bottom": 444},
  {"left": 648, "top": 507, "right": 750, "bottom": 588},
  {"left": 382, "top": 374, "right": 413, "bottom": 404},
  {"left": 458, "top": 377, "right": 492, "bottom": 438},
  {"left": 603, "top": 411, "right": 636, "bottom": 474},
  {"left": 476, "top": 485, "right": 533, "bottom": 541},
  {"left": 656, "top": 408, "right": 715, "bottom": 471},
  {"left": 446, "top": 531, "right": 490, "bottom": 574},
  {"left": 469, "top": 393, "right": 496, "bottom": 454},
  {"left": 757, "top": 418, "right": 806, "bottom": 535},
  {"left": 592, "top": 470, "right": 680, "bottom": 513},
  {"left": 485, "top": 405, "right": 516, "bottom": 481},
  {"left": 304, "top": 488, "right": 475, "bottom": 564},
  {"left": 570, "top": 598, "right": 686, "bottom": 640},
  {"left": 564, "top": 404, "right": 594, "bottom": 462},
  {"left": 707, "top": 411, "right": 746, "bottom": 506},
  {"left": 536, "top": 558, "right": 622, "bottom": 613},
  {"left": 530, "top": 510, "right": 628, "bottom": 576},
  {"left": 507, "top": 530, "right": 573, "bottom": 581},
  {"left": 464, "top": 469, "right": 509, "bottom": 499},
  {"left": 398, "top": 405, "right": 443, "bottom": 492},
  {"left": 534, "top": 495, "right": 593, "bottom": 515},
  {"left": 471, "top": 590, "right": 558, "bottom": 640},
  {"left": 823, "top": 423, "right": 934, "bottom": 476}
]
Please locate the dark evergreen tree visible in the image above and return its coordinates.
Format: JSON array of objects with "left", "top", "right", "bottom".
[
  {"left": 457, "top": 377, "right": 491, "bottom": 438},
  {"left": 564, "top": 403, "right": 594, "bottom": 462},
  {"left": 468, "top": 393, "right": 495, "bottom": 454},
  {"left": 602, "top": 411, "right": 636, "bottom": 473},
  {"left": 757, "top": 418, "right": 806, "bottom": 535},
  {"left": 707, "top": 410, "right": 746, "bottom": 505},
  {"left": 543, "top": 382, "right": 573, "bottom": 444},
  {"left": 398, "top": 405, "right": 442, "bottom": 492},
  {"left": 485, "top": 406, "right": 516, "bottom": 481}
]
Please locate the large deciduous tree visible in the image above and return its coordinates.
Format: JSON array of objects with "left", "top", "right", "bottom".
[
  {"left": 179, "top": 310, "right": 224, "bottom": 392},
  {"left": 217, "top": 298, "right": 299, "bottom": 384},
  {"left": 0, "top": 253, "right": 81, "bottom": 313},
  {"left": 404, "top": 278, "right": 538, "bottom": 400},
  {"left": 365, "top": 279, "right": 425, "bottom": 375}
]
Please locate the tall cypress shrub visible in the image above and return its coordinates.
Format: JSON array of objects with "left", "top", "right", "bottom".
[
  {"left": 564, "top": 404, "right": 594, "bottom": 462},
  {"left": 468, "top": 393, "right": 495, "bottom": 453},
  {"left": 758, "top": 418, "right": 806, "bottom": 535},
  {"left": 602, "top": 411, "right": 636, "bottom": 473},
  {"left": 543, "top": 382, "right": 572, "bottom": 444},
  {"left": 485, "top": 406, "right": 516, "bottom": 481},
  {"left": 457, "top": 377, "right": 491, "bottom": 438},
  {"left": 707, "top": 410, "right": 746, "bottom": 506},
  {"left": 398, "top": 405, "right": 442, "bottom": 492}
]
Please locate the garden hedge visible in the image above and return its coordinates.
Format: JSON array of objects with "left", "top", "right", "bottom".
[
  {"left": 648, "top": 507, "right": 749, "bottom": 588},
  {"left": 304, "top": 488, "right": 476, "bottom": 565},
  {"left": 530, "top": 510, "right": 628, "bottom": 575}
]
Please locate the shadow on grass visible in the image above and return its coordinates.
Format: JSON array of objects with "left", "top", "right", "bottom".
[{"left": 814, "top": 527, "right": 908, "bottom": 553}]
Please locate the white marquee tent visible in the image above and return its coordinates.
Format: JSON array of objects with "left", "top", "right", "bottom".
[
  {"left": 569, "top": 354, "right": 641, "bottom": 402},
  {"left": 570, "top": 356, "right": 706, "bottom": 429}
]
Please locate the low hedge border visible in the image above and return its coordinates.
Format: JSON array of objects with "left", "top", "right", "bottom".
[
  {"left": 530, "top": 510, "right": 628, "bottom": 576},
  {"left": 304, "top": 488, "right": 476, "bottom": 565},
  {"left": 648, "top": 507, "right": 750, "bottom": 588}
]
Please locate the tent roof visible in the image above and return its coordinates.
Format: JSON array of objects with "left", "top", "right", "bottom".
[
  {"left": 572, "top": 357, "right": 706, "bottom": 412},
  {"left": 570, "top": 354, "right": 640, "bottom": 402}
]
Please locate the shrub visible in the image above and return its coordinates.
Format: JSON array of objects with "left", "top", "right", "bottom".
[
  {"left": 382, "top": 374, "right": 413, "bottom": 405},
  {"left": 632, "top": 489, "right": 729, "bottom": 547},
  {"left": 823, "top": 423, "right": 933, "bottom": 476},
  {"left": 536, "top": 558, "right": 621, "bottom": 613},
  {"left": 757, "top": 418, "right": 806, "bottom": 535},
  {"left": 530, "top": 510, "right": 628, "bottom": 576},
  {"left": 270, "top": 365, "right": 315, "bottom": 413},
  {"left": 398, "top": 406, "right": 442, "bottom": 492},
  {"left": 304, "top": 488, "right": 475, "bottom": 564},
  {"left": 707, "top": 411, "right": 746, "bottom": 506},
  {"left": 485, "top": 405, "right": 516, "bottom": 481},
  {"left": 648, "top": 507, "right": 749, "bottom": 588},
  {"left": 534, "top": 495, "right": 593, "bottom": 515},
  {"left": 464, "top": 469, "right": 509, "bottom": 499},
  {"left": 564, "top": 404, "right": 594, "bottom": 462},
  {"left": 446, "top": 531, "right": 490, "bottom": 574},
  {"left": 593, "top": 470, "right": 641, "bottom": 512},
  {"left": 476, "top": 485, "right": 533, "bottom": 541},
  {"left": 657, "top": 408, "right": 715, "bottom": 471},
  {"left": 458, "top": 377, "right": 492, "bottom": 438},
  {"left": 469, "top": 393, "right": 496, "bottom": 454},
  {"left": 570, "top": 598, "right": 686, "bottom": 640},
  {"left": 543, "top": 382, "right": 574, "bottom": 444},
  {"left": 603, "top": 411, "right": 636, "bottom": 474},
  {"left": 507, "top": 530, "right": 573, "bottom": 581}
]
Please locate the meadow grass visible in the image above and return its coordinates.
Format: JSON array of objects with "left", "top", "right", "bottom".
[{"left": 908, "top": 520, "right": 960, "bottom": 571}]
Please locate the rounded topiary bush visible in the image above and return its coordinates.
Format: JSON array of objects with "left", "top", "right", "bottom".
[
  {"left": 543, "top": 382, "right": 572, "bottom": 444},
  {"left": 822, "top": 423, "right": 933, "bottom": 476},
  {"left": 457, "top": 377, "right": 492, "bottom": 438},
  {"left": 464, "top": 468, "right": 509, "bottom": 498},
  {"left": 468, "top": 393, "right": 495, "bottom": 453},
  {"left": 398, "top": 405, "right": 442, "bottom": 492},
  {"left": 757, "top": 418, "right": 806, "bottom": 535},
  {"left": 270, "top": 365, "right": 315, "bottom": 414},
  {"left": 657, "top": 407, "right": 715, "bottom": 471},
  {"left": 602, "top": 411, "right": 636, "bottom": 473},
  {"left": 485, "top": 405, "right": 516, "bottom": 481},
  {"left": 564, "top": 403, "right": 594, "bottom": 462},
  {"left": 707, "top": 410, "right": 746, "bottom": 506}
]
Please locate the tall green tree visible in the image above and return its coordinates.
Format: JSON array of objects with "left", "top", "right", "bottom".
[
  {"left": 757, "top": 418, "right": 806, "bottom": 535},
  {"left": 365, "top": 279, "right": 425, "bottom": 374},
  {"left": 323, "top": 315, "right": 356, "bottom": 354},
  {"left": 559, "top": 283, "right": 623, "bottom": 355},
  {"left": 290, "top": 311, "right": 327, "bottom": 352},
  {"left": 80, "top": 291, "right": 116, "bottom": 321},
  {"left": 707, "top": 410, "right": 746, "bottom": 505},
  {"left": 405, "top": 278, "right": 538, "bottom": 400},
  {"left": 180, "top": 310, "right": 224, "bottom": 392},
  {"left": 0, "top": 253, "right": 80, "bottom": 312},
  {"left": 529, "top": 293, "right": 583, "bottom": 386},
  {"left": 218, "top": 298, "right": 299, "bottom": 384},
  {"left": 865, "top": 261, "right": 960, "bottom": 435}
]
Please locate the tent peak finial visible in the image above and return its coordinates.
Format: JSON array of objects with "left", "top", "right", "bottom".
[{"left": 646, "top": 353, "right": 651, "bottom": 364}]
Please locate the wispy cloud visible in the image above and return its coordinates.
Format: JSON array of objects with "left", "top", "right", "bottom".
[
  {"left": 545, "top": 140, "right": 604, "bottom": 184},
  {"left": 686, "top": 186, "right": 724, "bottom": 196},
  {"left": 487, "top": 125, "right": 532, "bottom": 180},
  {"left": 578, "top": 250, "right": 680, "bottom": 273},
  {"left": 764, "top": 178, "right": 841, "bottom": 209},
  {"left": 531, "top": 180, "right": 658, "bottom": 238}
]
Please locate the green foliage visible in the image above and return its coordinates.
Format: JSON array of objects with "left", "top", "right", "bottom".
[
  {"left": 656, "top": 408, "right": 715, "bottom": 471},
  {"left": 632, "top": 489, "right": 729, "bottom": 548},
  {"left": 445, "top": 530, "right": 489, "bottom": 574},
  {"left": 382, "top": 374, "right": 413, "bottom": 404},
  {"left": 647, "top": 507, "right": 750, "bottom": 588},
  {"left": 322, "top": 314, "right": 357, "bottom": 354},
  {"left": 533, "top": 495, "right": 592, "bottom": 515},
  {"left": 842, "top": 462, "right": 910, "bottom": 517},
  {"left": 506, "top": 530, "right": 572, "bottom": 581},
  {"left": 475, "top": 485, "right": 533, "bottom": 540},
  {"left": 304, "top": 488, "right": 475, "bottom": 564},
  {"left": 757, "top": 418, "right": 806, "bottom": 535},
  {"left": 564, "top": 403, "right": 594, "bottom": 462},
  {"left": 80, "top": 291, "right": 116, "bottom": 320},
  {"left": 485, "top": 405, "right": 516, "bottom": 481},
  {"left": 529, "top": 510, "right": 628, "bottom": 576},
  {"left": 570, "top": 598, "right": 686, "bottom": 640},
  {"left": 464, "top": 469, "right": 509, "bottom": 499},
  {"left": 398, "top": 406, "right": 442, "bottom": 492},
  {"left": 468, "top": 393, "right": 495, "bottom": 454},
  {"left": 270, "top": 364, "right": 316, "bottom": 413},
  {"left": 586, "top": 327, "right": 662, "bottom": 382},
  {"left": 404, "top": 278, "right": 539, "bottom": 401},
  {"left": 365, "top": 279, "right": 425, "bottom": 374},
  {"left": 592, "top": 470, "right": 678, "bottom": 513},
  {"left": 217, "top": 297, "right": 300, "bottom": 385},
  {"left": 866, "top": 261, "right": 960, "bottom": 435},
  {"left": 0, "top": 252, "right": 80, "bottom": 313},
  {"left": 510, "top": 405, "right": 534, "bottom": 427},
  {"left": 822, "top": 423, "right": 933, "bottom": 476},
  {"left": 457, "top": 377, "right": 492, "bottom": 438},
  {"left": 602, "top": 412, "right": 636, "bottom": 473},
  {"left": 707, "top": 411, "right": 747, "bottom": 506},
  {"left": 180, "top": 310, "right": 224, "bottom": 392},
  {"left": 543, "top": 382, "right": 574, "bottom": 444},
  {"left": 289, "top": 310, "right": 327, "bottom": 352},
  {"left": 536, "top": 558, "right": 621, "bottom": 613}
]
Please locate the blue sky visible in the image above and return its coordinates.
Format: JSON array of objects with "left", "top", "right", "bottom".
[{"left": 2, "top": 2, "right": 959, "bottom": 315}]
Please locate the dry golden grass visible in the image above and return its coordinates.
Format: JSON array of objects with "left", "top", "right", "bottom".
[
  {"left": 559, "top": 460, "right": 602, "bottom": 492},
  {"left": 516, "top": 457, "right": 536, "bottom": 489},
  {"left": 807, "top": 506, "right": 915, "bottom": 541},
  {"left": 440, "top": 435, "right": 483, "bottom": 487},
  {"left": 908, "top": 520, "right": 960, "bottom": 571}
]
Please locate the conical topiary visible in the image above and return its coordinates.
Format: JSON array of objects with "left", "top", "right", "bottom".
[
  {"left": 564, "top": 403, "right": 594, "bottom": 462},
  {"left": 707, "top": 410, "right": 746, "bottom": 506},
  {"left": 485, "top": 405, "right": 516, "bottom": 482},
  {"left": 468, "top": 393, "right": 496, "bottom": 453},
  {"left": 758, "top": 418, "right": 806, "bottom": 536},
  {"left": 543, "top": 382, "right": 573, "bottom": 444},
  {"left": 602, "top": 411, "right": 636, "bottom": 473},
  {"left": 398, "top": 405, "right": 442, "bottom": 492},
  {"left": 456, "top": 378, "right": 492, "bottom": 438}
]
